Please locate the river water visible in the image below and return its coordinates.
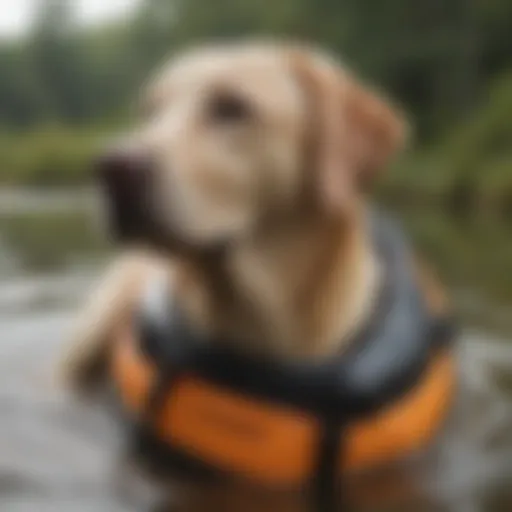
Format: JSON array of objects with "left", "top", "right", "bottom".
[{"left": 1, "top": 189, "right": 512, "bottom": 511}]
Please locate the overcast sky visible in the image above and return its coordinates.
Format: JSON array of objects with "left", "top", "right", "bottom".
[{"left": 0, "top": 0, "right": 139, "bottom": 37}]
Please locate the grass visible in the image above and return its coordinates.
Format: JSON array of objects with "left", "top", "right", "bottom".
[
  {"left": 0, "top": 125, "right": 109, "bottom": 187},
  {"left": 0, "top": 209, "right": 109, "bottom": 270}
]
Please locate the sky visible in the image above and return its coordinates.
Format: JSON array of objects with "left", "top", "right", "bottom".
[{"left": 0, "top": 0, "right": 139, "bottom": 38}]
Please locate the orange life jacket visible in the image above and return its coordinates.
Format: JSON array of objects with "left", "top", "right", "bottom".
[{"left": 111, "top": 213, "right": 456, "bottom": 506}]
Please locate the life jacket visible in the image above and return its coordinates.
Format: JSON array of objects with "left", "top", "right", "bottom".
[{"left": 111, "top": 212, "right": 456, "bottom": 507}]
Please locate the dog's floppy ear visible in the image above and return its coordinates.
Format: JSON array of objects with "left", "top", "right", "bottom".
[
  {"left": 288, "top": 47, "right": 407, "bottom": 213},
  {"left": 343, "top": 78, "right": 407, "bottom": 190}
]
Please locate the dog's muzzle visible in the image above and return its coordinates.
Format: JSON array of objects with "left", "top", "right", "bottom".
[{"left": 96, "top": 146, "right": 157, "bottom": 242}]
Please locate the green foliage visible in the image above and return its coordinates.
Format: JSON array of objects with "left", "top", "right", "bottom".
[
  {"left": 2, "top": 0, "right": 510, "bottom": 135},
  {"left": 0, "top": 0, "right": 510, "bottom": 212},
  {"left": 438, "top": 73, "right": 512, "bottom": 210},
  {"left": 448, "top": 73, "right": 512, "bottom": 171}
]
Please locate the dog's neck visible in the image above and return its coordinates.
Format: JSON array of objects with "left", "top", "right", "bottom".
[{"left": 173, "top": 205, "right": 380, "bottom": 360}]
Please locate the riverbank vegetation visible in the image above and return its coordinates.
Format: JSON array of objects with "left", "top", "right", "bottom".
[{"left": 0, "top": 0, "right": 510, "bottom": 214}]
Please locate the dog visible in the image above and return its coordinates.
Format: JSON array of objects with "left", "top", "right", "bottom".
[{"left": 59, "top": 41, "right": 452, "bottom": 511}]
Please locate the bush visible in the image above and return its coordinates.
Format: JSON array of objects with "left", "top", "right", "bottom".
[
  {"left": 444, "top": 72, "right": 512, "bottom": 189},
  {"left": 380, "top": 71, "right": 512, "bottom": 214}
]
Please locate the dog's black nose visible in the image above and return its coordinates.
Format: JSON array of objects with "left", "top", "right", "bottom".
[
  {"left": 97, "top": 146, "right": 153, "bottom": 194},
  {"left": 96, "top": 145, "right": 155, "bottom": 240}
]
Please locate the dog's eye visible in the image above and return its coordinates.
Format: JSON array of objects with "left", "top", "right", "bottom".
[{"left": 208, "top": 92, "right": 252, "bottom": 124}]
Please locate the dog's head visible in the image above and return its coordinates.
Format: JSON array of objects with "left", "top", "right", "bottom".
[{"left": 98, "top": 42, "right": 406, "bottom": 251}]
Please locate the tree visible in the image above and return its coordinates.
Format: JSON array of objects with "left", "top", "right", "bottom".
[{"left": 26, "top": 0, "right": 90, "bottom": 123}]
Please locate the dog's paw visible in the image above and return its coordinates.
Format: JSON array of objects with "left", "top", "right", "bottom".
[
  {"left": 57, "top": 331, "right": 110, "bottom": 397},
  {"left": 58, "top": 251, "right": 166, "bottom": 397}
]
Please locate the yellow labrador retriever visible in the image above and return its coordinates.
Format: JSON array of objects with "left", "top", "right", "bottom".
[{"left": 60, "top": 41, "right": 449, "bottom": 511}]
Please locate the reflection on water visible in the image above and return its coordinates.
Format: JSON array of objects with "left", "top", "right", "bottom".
[
  {"left": 1, "top": 190, "right": 512, "bottom": 511},
  {"left": 0, "top": 191, "right": 106, "bottom": 275}
]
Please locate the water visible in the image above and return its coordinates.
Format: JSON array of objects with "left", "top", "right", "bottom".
[{"left": 1, "top": 189, "right": 512, "bottom": 511}]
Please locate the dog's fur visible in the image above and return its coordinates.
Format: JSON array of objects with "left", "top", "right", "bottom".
[{"left": 60, "top": 42, "right": 448, "bottom": 511}]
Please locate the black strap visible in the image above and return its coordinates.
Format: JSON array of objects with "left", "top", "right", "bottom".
[
  {"left": 129, "top": 362, "right": 179, "bottom": 467},
  {"left": 311, "top": 418, "right": 344, "bottom": 512}
]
